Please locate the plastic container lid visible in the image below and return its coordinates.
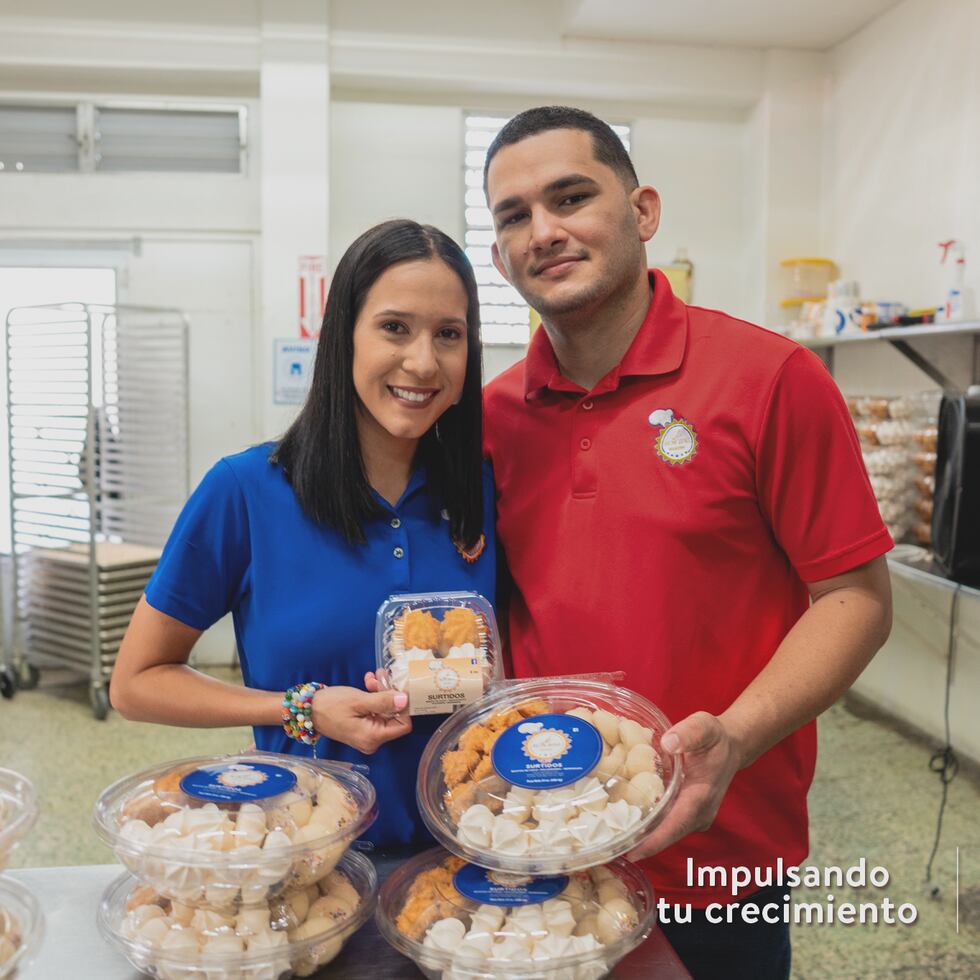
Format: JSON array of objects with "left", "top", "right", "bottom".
[
  {"left": 417, "top": 679, "right": 682, "bottom": 875},
  {"left": 93, "top": 753, "right": 377, "bottom": 910},
  {"left": 0, "top": 875, "right": 45, "bottom": 979},
  {"left": 376, "top": 847, "right": 655, "bottom": 980},
  {"left": 99, "top": 849, "right": 377, "bottom": 980},
  {"left": 0, "top": 769, "right": 38, "bottom": 871},
  {"left": 376, "top": 592, "right": 502, "bottom": 716}
]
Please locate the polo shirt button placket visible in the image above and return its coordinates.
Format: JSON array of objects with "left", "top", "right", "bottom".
[{"left": 572, "top": 397, "right": 599, "bottom": 497}]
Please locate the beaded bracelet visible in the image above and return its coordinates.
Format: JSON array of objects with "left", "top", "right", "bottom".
[{"left": 282, "top": 681, "right": 326, "bottom": 745}]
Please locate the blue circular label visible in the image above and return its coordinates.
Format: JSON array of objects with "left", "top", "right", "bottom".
[
  {"left": 179, "top": 762, "right": 297, "bottom": 802},
  {"left": 491, "top": 713, "right": 602, "bottom": 789},
  {"left": 453, "top": 863, "right": 569, "bottom": 906}
]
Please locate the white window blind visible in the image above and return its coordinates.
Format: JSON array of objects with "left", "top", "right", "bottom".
[
  {"left": 464, "top": 113, "right": 631, "bottom": 345},
  {"left": 95, "top": 107, "right": 243, "bottom": 173},
  {"left": 0, "top": 102, "right": 245, "bottom": 174},
  {"left": 0, "top": 105, "right": 79, "bottom": 173}
]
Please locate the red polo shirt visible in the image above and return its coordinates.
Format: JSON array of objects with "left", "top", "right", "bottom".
[{"left": 484, "top": 271, "right": 891, "bottom": 907}]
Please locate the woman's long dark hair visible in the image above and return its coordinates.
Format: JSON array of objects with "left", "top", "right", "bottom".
[{"left": 272, "top": 219, "right": 484, "bottom": 549}]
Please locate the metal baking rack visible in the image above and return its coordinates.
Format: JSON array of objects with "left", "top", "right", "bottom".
[{"left": 3, "top": 302, "right": 188, "bottom": 717}]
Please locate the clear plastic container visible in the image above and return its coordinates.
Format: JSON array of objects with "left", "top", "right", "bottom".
[
  {"left": 376, "top": 847, "right": 656, "bottom": 980},
  {"left": 376, "top": 592, "right": 502, "bottom": 716},
  {"left": 94, "top": 753, "right": 377, "bottom": 910},
  {"left": 0, "top": 876, "right": 44, "bottom": 978},
  {"left": 0, "top": 769, "right": 38, "bottom": 871},
  {"left": 98, "top": 849, "right": 377, "bottom": 979},
  {"left": 417, "top": 679, "right": 682, "bottom": 875}
]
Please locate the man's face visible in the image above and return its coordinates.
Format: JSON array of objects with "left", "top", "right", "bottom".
[{"left": 486, "top": 128, "right": 654, "bottom": 318}]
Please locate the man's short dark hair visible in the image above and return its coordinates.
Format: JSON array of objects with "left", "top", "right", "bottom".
[{"left": 483, "top": 106, "right": 639, "bottom": 196}]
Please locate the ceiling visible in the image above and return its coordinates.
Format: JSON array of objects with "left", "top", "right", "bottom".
[
  {"left": 561, "top": 0, "right": 905, "bottom": 50},
  {"left": 6, "top": 0, "right": 905, "bottom": 52}
]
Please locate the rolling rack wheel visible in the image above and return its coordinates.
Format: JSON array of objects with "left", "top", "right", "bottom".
[
  {"left": 19, "top": 663, "right": 40, "bottom": 691},
  {"left": 0, "top": 666, "right": 16, "bottom": 700},
  {"left": 91, "top": 685, "right": 110, "bottom": 721}
]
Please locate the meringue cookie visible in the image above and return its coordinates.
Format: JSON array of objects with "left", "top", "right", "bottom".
[
  {"left": 423, "top": 916, "right": 467, "bottom": 953},
  {"left": 541, "top": 898, "right": 577, "bottom": 937},
  {"left": 571, "top": 777, "right": 609, "bottom": 813},
  {"left": 459, "top": 928, "right": 494, "bottom": 958},
  {"left": 457, "top": 804, "right": 495, "bottom": 848},
  {"left": 491, "top": 815, "right": 531, "bottom": 855},
  {"left": 246, "top": 927, "right": 289, "bottom": 951},
  {"left": 119, "top": 819, "right": 153, "bottom": 844},
  {"left": 601, "top": 799, "right": 643, "bottom": 833},
  {"left": 567, "top": 810, "right": 615, "bottom": 848},
  {"left": 234, "top": 907, "right": 272, "bottom": 936},
  {"left": 191, "top": 908, "right": 235, "bottom": 935},
  {"left": 469, "top": 903, "right": 505, "bottom": 934},
  {"left": 531, "top": 932, "right": 574, "bottom": 961},
  {"left": 202, "top": 931, "right": 244, "bottom": 955},
  {"left": 529, "top": 819, "right": 575, "bottom": 854},
  {"left": 136, "top": 914, "right": 170, "bottom": 946},
  {"left": 448, "top": 642, "right": 477, "bottom": 659},
  {"left": 490, "top": 935, "right": 530, "bottom": 961},
  {"left": 531, "top": 788, "right": 578, "bottom": 824},
  {"left": 159, "top": 927, "right": 199, "bottom": 956},
  {"left": 235, "top": 804, "right": 268, "bottom": 848},
  {"left": 499, "top": 790, "right": 532, "bottom": 823},
  {"left": 508, "top": 904, "right": 546, "bottom": 939}
]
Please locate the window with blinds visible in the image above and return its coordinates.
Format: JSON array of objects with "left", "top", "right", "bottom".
[
  {"left": 464, "top": 113, "right": 631, "bottom": 345},
  {"left": 0, "top": 102, "right": 245, "bottom": 174},
  {"left": 0, "top": 105, "right": 78, "bottom": 173}
]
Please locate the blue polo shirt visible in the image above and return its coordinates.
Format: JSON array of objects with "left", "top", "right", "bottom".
[{"left": 144, "top": 442, "right": 496, "bottom": 846}]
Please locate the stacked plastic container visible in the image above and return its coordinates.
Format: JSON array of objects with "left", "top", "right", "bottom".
[
  {"left": 93, "top": 752, "right": 380, "bottom": 979},
  {"left": 848, "top": 392, "right": 942, "bottom": 545},
  {"left": 376, "top": 666, "right": 682, "bottom": 979},
  {"left": 0, "top": 768, "right": 43, "bottom": 978},
  {"left": 376, "top": 592, "right": 503, "bottom": 717}
]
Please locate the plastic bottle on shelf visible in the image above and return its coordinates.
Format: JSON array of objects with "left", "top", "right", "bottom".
[{"left": 937, "top": 240, "right": 975, "bottom": 322}]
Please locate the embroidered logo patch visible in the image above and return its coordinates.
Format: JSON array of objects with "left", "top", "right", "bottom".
[{"left": 648, "top": 408, "right": 698, "bottom": 465}]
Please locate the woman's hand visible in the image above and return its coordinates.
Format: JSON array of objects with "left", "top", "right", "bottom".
[{"left": 310, "top": 685, "right": 411, "bottom": 755}]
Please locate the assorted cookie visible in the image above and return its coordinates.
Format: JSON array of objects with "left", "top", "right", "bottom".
[
  {"left": 418, "top": 681, "right": 680, "bottom": 874},
  {"left": 376, "top": 593, "right": 501, "bottom": 715},
  {"left": 103, "top": 852, "right": 375, "bottom": 980},
  {"left": 378, "top": 848, "right": 655, "bottom": 980},
  {"left": 96, "top": 755, "right": 376, "bottom": 910}
]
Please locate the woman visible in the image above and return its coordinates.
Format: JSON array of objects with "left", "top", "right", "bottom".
[{"left": 110, "top": 220, "right": 495, "bottom": 846}]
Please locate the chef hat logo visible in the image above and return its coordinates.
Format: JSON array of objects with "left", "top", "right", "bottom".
[
  {"left": 517, "top": 721, "right": 544, "bottom": 734},
  {"left": 217, "top": 764, "right": 266, "bottom": 788},
  {"left": 648, "top": 408, "right": 674, "bottom": 428}
]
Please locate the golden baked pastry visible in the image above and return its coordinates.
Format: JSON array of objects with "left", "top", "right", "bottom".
[
  {"left": 440, "top": 607, "right": 481, "bottom": 651},
  {"left": 397, "top": 610, "right": 441, "bottom": 651},
  {"left": 396, "top": 855, "right": 466, "bottom": 940}
]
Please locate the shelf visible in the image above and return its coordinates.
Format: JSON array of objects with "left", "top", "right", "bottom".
[
  {"left": 802, "top": 320, "right": 980, "bottom": 350},
  {"left": 802, "top": 320, "right": 980, "bottom": 388}
]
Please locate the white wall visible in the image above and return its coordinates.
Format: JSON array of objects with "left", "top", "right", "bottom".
[
  {"left": 329, "top": 101, "right": 463, "bottom": 263},
  {"left": 824, "top": 0, "right": 980, "bottom": 312}
]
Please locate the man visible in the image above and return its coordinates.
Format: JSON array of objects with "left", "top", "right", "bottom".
[{"left": 482, "top": 106, "right": 893, "bottom": 979}]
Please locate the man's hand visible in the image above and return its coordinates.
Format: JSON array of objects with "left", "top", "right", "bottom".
[
  {"left": 627, "top": 711, "right": 742, "bottom": 861},
  {"left": 311, "top": 685, "right": 411, "bottom": 755}
]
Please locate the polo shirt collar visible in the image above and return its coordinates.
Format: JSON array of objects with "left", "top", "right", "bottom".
[
  {"left": 370, "top": 464, "right": 429, "bottom": 514},
  {"left": 523, "top": 269, "right": 688, "bottom": 399}
]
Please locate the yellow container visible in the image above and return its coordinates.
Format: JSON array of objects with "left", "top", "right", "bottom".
[{"left": 779, "top": 257, "right": 837, "bottom": 307}]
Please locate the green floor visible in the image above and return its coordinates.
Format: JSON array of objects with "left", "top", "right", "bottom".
[{"left": 1, "top": 668, "right": 977, "bottom": 977}]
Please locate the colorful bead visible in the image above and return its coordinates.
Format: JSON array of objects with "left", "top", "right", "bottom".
[{"left": 281, "top": 681, "right": 325, "bottom": 745}]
